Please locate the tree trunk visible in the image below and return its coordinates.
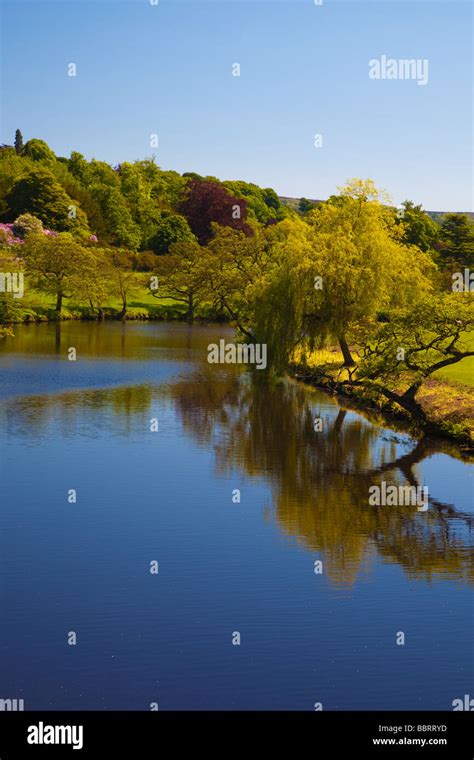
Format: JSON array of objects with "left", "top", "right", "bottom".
[
  {"left": 339, "top": 335, "right": 355, "bottom": 366},
  {"left": 375, "top": 385, "right": 427, "bottom": 422},
  {"left": 55, "top": 291, "right": 63, "bottom": 315},
  {"left": 118, "top": 293, "right": 127, "bottom": 320}
]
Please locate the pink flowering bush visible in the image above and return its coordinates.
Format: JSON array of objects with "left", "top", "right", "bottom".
[
  {"left": 0, "top": 221, "right": 58, "bottom": 246},
  {"left": 0, "top": 223, "right": 23, "bottom": 245}
]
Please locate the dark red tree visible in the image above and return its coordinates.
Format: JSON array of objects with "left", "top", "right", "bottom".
[{"left": 179, "top": 179, "right": 252, "bottom": 245}]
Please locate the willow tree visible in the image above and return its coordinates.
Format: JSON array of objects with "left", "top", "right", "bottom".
[
  {"left": 302, "top": 179, "right": 435, "bottom": 365},
  {"left": 251, "top": 217, "right": 312, "bottom": 373}
]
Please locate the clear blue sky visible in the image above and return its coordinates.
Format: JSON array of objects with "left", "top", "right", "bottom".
[{"left": 1, "top": 0, "right": 472, "bottom": 211}]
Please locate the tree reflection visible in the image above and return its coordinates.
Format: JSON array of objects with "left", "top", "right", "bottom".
[{"left": 169, "top": 373, "right": 474, "bottom": 587}]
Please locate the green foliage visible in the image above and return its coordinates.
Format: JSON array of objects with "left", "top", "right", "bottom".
[
  {"left": 148, "top": 213, "right": 196, "bottom": 255},
  {"left": 298, "top": 197, "right": 315, "bottom": 214},
  {"left": 23, "top": 139, "right": 56, "bottom": 162},
  {"left": 357, "top": 293, "right": 474, "bottom": 415},
  {"left": 0, "top": 136, "right": 288, "bottom": 251},
  {"left": 12, "top": 213, "right": 43, "bottom": 239},
  {"left": 134, "top": 251, "right": 160, "bottom": 272},
  {"left": 439, "top": 213, "right": 474, "bottom": 268},
  {"left": 197, "top": 223, "right": 272, "bottom": 339},
  {"left": 182, "top": 171, "right": 204, "bottom": 182},
  {"left": 300, "top": 180, "right": 435, "bottom": 359},
  {"left": 0, "top": 293, "right": 23, "bottom": 323},
  {"left": 22, "top": 232, "right": 95, "bottom": 313},
  {"left": 262, "top": 188, "right": 281, "bottom": 211},
  {"left": 253, "top": 261, "right": 302, "bottom": 374},
  {"left": 0, "top": 148, "right": 34, "bottom": 217},
  {"left": 6, "top": 169, "right": 88, "bottom": 232},
  {"left": 151, "top": 241, "right": 206, "bottom": 319},
  {"left": 68, "top": 151, "right": 89, "bottom": 181},
  {"left": 88, "top": 184, "right": 141, "bottom": 249},
  {"left": 223, "top": 179, "right": 285, "bottom": 224},
  {"left": 396, "top": 200, "right": 439, "bottom": 253},
  {"left": 14, "top": 129, "right": 23, "bottom": 156}
]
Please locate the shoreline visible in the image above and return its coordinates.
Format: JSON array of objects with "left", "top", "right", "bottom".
[
  {"left": 2, "top": 312, "right": 473, "bottom": 450},
  {"left": 291, "top": 365, "right": 473, "bottom": 454}
]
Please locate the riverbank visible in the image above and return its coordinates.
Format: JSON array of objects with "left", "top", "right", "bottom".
[
  {"left": 2, "top": 286, "right": 191, "bottom": 323},
  {"left": 292, "top": 361, "right": 474, "bottom": 451}
]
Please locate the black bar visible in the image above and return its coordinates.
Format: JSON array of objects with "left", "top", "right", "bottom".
[{"left": 0, "top": 711, "right": 472, "bottom": 758}]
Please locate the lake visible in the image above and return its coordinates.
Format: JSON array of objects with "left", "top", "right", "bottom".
[{"left": 0, "top": 321, "right": 472, "bottom": 710}]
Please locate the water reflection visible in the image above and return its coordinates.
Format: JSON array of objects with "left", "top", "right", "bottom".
[
  {"left": 168, "top": 373, "right": 473, "bottom": 587},
  {"left": 0, "top": 320, "right": 229, "bottom": 360},
  {"left": 1, "top": 363, "right": 471, "bottom": 588}
]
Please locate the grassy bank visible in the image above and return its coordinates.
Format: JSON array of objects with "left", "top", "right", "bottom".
[
  {"left": 5, "top": 276, "right": 199, "bottom": 322},
  {"left": 292, "top": 346, "right": 474, "bottom": 447}
]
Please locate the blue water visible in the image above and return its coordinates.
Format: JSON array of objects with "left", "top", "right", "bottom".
[{"left": 0, "top": 322, "right": 472, "bottom": 710}]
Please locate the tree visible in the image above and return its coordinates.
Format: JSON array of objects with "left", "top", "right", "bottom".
[
  {"left": 356, "top": 294, "right": 474, "bottom": 420},
  {"left": 11, "top": 213, "right": 43, "bottom": 239},
  {"left": 148, "top": 213, "right": 195, "bottom": 255},
  {"left": 88, "top": 184, "right": 141, "bottom": 249},
  {"left": 262, "top": 187, "right": 281, "bottom": 211},
  {"left": 223, "top": 180, "right": 285, "bottom": 224},
  {"left": 68, "top": 151, "right": 89, "bottom": 181},
  {"left": 0, "top": 148, "right": 33, "bottom": 217},
  {"left": 396, "top": 200, "right": 439, "bottom": 252},
  {"left": 22, "top": 139, "right": 56, "bottom": 162},
  {"left": 107, "top": 249, "right": 136, "bottom": 318},
  {"left": 298, "top": 197, "right": 315, "bottom": 214},
  {"left": 150, "top": 241, "right": 207, "bottom": 321},
  {"left": 179, "top": 179, "right": 252, "bottom": 244},
  {"left": 300, "top": 179, "right": 435, "bottom": 365},
  {"left": 182, "top": 172, "right": 204, "bottom": 182},
  {"left": 70, "top": 247, "right": 112, "bottom": 319},
  {"left": 134, "top": 251, "right": 160, "bottom": 272},
  {"left": 136, "top": 160, "right": 187, "bottom": 210},
  {"left": 6, "top": 169, "right": 88, "bottom": 232},
  {"left": 116, "top": 161, "right": 161, "bottom": 243},
  {"left": 201, "top": 223, "right": 272, "bottom": 341},
  {"left": 23, "top": 233, "right": 93, "bottom": 314},
  {"left": 14, "top": 129, "right": 24, "bottom": 156},
  {"left": 439, "top": 213, "right": 474, "bottom": 268}
]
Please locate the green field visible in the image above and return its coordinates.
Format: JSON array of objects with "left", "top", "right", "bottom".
[
  {"left": 14, "top": 275, "right": 188, "bottom": 321},
  {"left": 434, "top": 333, "right": 474, "bottom": 388}
]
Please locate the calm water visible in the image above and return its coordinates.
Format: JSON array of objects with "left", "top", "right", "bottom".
[{"left": 0, "top": 322, "right": 472, "bottom": 711}]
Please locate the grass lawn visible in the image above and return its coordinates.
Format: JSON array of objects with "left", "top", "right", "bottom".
[
  {"left": 434, "top": 333, "right": 474, "bottom": 388},
  {"left": 17, "top": 274, "right": 186, "bottom": 318},
  {"left": 295, "top": 339, "right": 473, "bottom": 390}
]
